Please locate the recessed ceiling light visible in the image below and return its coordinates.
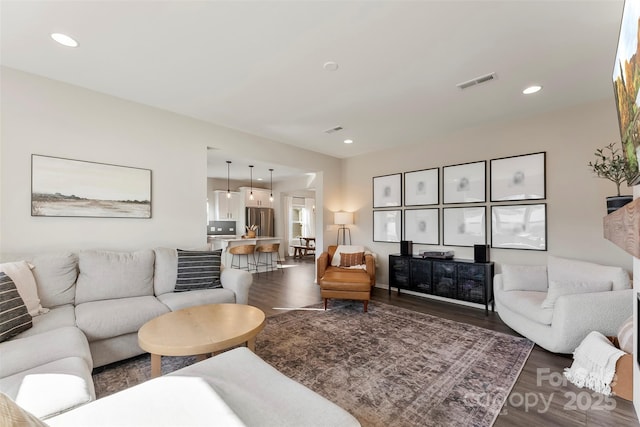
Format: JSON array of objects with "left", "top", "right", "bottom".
[
  {"left": 523, "top": 85, "right": 542, "bottom": 95},
  {"left": 323, "top": 61, "right": 339, "bottom": 71},
  {"left": 344, "top": 139, "right": 353, "bottom": 144},
  {"left": 51, "top": 33, "right": 79, "bottom": 48}
]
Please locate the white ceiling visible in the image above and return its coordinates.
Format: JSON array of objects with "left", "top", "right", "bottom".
[{"left": 0, "top": 0, "right": 625, "bottom": 180}]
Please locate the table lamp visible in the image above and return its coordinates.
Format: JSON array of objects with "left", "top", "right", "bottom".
[{"left": 334, "top": 211, "right": 353, "bottom": 245}]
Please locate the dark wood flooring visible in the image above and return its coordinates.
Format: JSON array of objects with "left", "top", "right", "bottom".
[{"left": 249, "top": 257, "right": 639, "bottom": 427}]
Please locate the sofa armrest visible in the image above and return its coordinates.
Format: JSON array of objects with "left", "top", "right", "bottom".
[
  {"left": 317, "top": 252, "right": 330, "bottom": 284},
  {"left": 552, "top": 289, "right": 633, "bottom": 347},
  {"left": 365, "top": 254, "right": 376, "bottom": 286},
  {"left": 220, "top": 268, "right": 253, "bottom": 305},
  {"left": 493, "top": 274, "right": 505, "bottom": 293}
]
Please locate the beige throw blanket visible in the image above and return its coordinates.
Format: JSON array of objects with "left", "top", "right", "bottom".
[{"left": 564, "top": 331, "right": 625, "bottom": 396}]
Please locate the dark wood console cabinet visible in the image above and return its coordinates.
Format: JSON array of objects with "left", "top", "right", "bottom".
[{"left": 389, "top": 254, "right": 494, "bottom": 315}]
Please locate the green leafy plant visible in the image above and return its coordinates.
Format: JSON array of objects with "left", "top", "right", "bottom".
[{"left": 588, "top": 142, "right": 634, "bottom": 197}]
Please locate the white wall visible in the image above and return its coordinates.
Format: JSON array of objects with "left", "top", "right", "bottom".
[
  {"left": 342, "top": 98, "right": 634, "bottom": 286},
  {"left": 3, "top": 67, "right": 631, "bottom": 279},
  {"left": 0, "top": 68, "right": 341, "bottom": 258}
]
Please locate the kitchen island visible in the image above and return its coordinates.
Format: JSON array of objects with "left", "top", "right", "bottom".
[{"left": 209, "top": 236, "right": 282, "bottom": 272}]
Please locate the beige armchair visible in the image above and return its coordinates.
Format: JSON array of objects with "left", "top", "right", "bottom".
[{"left": 317, "top": 245, "right": 375, "bottom": 312}]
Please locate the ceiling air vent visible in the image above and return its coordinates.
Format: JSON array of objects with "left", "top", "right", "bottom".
[
  {"left": 324, "top": 126, "right": 343, "bottom": 134},
  {"left": 456, "top": 72, "right": 497, "bottom": 90}
]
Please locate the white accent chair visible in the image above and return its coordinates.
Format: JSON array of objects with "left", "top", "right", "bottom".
[{"left": 494, "top": 255, "right": 632, "bottom": 354}]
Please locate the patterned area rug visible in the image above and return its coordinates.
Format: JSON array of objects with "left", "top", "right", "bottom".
[{"left": 93, "top": 301, "right": 532, "bottom": 427}]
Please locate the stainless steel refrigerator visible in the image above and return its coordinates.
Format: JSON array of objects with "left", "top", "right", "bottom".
[{"left": 246, "top": 207, "right": 275, "bottom": 237}]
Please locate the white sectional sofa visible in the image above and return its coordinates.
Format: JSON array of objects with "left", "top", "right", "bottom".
[
  {"left": 0, "top": 248, "right": 252, "bottom": 419},
  {"left": 494, "top": 255, "right": 633, "bottom": 354}
]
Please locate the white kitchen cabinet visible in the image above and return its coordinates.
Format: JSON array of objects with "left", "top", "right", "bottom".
[
  {"left": 213, "top": 190, "right": 241, "bottom": 220},
  {"left": 240, "top": 187, "right": 272, "bottom": 208}
]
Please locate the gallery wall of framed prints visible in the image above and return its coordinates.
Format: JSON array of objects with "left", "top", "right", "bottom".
[{"left": 371, "top": 151, "right": 547, "bottom": 251}]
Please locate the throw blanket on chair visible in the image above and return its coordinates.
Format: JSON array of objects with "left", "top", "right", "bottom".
[{"left": 564, "top": 331, "right": 626, "bottom": 396}]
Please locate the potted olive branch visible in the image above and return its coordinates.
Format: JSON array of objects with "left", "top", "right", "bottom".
[{"left": 588, "top": 142, "right": 633, "bottom": 213}]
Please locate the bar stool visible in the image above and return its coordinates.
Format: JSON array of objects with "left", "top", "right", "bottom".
[
  {"left": 229, "top": 244, "right": 257, "bottom": 272},
  {"left": 255, "top": 243, "right": 282, "bottom": 273}
]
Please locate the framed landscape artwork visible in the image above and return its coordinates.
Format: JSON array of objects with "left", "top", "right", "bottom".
[
  {"left": 613, "top": 0, "right": 640, "bottom": 185},
  {"left": 373, "top": 173, "right": 402, "bottom": 207},
  {"left": 442, "top": 206, "right": 486, "bottom": 247},
  {"left": 31, "top": 154, "right": 152, "bottom": 218},
  {"left": 404, "top": 168, "right": 438, "bottom": 206},
  {"left": 373, "top": 210, "right": 402, "bottom": 243},
  {"left": 404, "top": 208, "right": 439, "bottom": 245},
  {"left": 443, "top": 161, "right": 486, "bottom": 204},
  {"left": 491, "top": 204, "right": 547, "bottom": 251},
  {"left": 490, "top": 152, "right": 546, "bottom": 201}
]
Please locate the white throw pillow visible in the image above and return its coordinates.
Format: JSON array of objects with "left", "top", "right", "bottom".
[
  {"left": 541, "top": 279, "right": 612, "bottom": 309},
  {"left": 617, "top": 316, "right": 633, "bottom": 354},
  {"left": 330, "top": 245, "right": 365, "bottom": 267},
  {"left": 501, "top": 264, "right": 548, "bottom": 292},
  {"left": 0, "top": 261, "right": 47, "bottom": 316},
  {"left": 547, "top": 255, "right": 630, "bottom": 291}
]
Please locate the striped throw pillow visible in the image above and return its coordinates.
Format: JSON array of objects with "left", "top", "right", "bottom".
[
  {"left": 339, "top": 252, "right": 365, "bottom": 268},
  {"left": 617, "top": 315, "right": 633, "bottom": 354},
  {"left": 174, "top": 249, "right": 222, "bottom": 292},
  {"left": 0, "top": 272, "right": 32, "bottom": 343}
]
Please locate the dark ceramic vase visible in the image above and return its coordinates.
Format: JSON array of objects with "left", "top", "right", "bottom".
[{"left": 606, "top": 195, "right": 633, "bottom": 214}]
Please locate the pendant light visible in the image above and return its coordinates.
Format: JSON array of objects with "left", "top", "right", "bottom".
[
  {"left": 226, "top": 161, "right": 232, "bottom": 198},
  {"left": 249, "top": 165, "right": 254, "bottom": 200},
  {"left": 269, "top": 168, "right": 274, "bottom": 202}
]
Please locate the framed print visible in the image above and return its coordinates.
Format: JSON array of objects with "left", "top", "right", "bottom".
[
  {"left": 373, "top": 210, "right": 402, "bottom": 243},
  {"left": 31, "top": 154, "right": 152, "bottom": 218},
  {"left": 443, "top": 206, "right": 486, "bottom": 247},
  {"left": 443, "top": 161, "right": 486, "bottom": 204},
  {"left": 404, "top": 208, "right": 439, "bottom": 245},
  {"left": 490, "top": 152, "right": 546, "bottom": 201},
  {"left": 613, "top": 0, "right": 640, "bottom": 185},
  {"left": 404, "top": 168, "right": 439, "bottom": 206},
  {"left": 491, "top": 204, "right": 547, "bottom": 251},
  {"left": 373, "top": 173, "right": 402, "bottom": 208}
]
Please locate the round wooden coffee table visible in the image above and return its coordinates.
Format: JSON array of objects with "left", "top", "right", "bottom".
[{"left": 138, "top": 303, "right": 266, "bottom": 377}]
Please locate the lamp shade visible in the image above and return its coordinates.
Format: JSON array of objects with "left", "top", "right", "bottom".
[{"left": 334, "top": 211, "right": 354, "bottom": 225}]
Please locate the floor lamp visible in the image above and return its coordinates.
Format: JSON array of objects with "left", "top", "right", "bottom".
[{"left": 335, "top": 212, "right": 353, "bottom": 245}]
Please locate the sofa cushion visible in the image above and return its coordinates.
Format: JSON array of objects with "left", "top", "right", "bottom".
[
  {"left": 46, "top": 375, "right": 246, "bottom": 427},
  {"left": 0, "top": 392, "right": 48, "bottom": 427},
  {"left": 75, "top": 250, "right": 155, "bottom": 304},
  {"left": 330, "top": 245, "right": 365, "bottom": 267},
  {"left": 171, "top": 347, "right": 361, "bottom": 427},
  {"left": 501, "top": 264, "right": 548, "bottom": 292},
  {"left": 154, "top": 247, "right": 179, "bottom": 296},
  {"left": 495, "top": 289, "right": 553, "bottom": 325},
  {"left": 541, "top": 279, "right": 612, "bottom": 309},
  {"left": 75, "top": 296, "right": 169, "bottom": 341},
  {"left": 28, "top": 252, "right": 78, "bottom": 308},
  {"left": 175, "top": 249, "right": 222, "bottom": 292},
  {"left": 0, "top": 261, "right": 46, "bottom": 316},
  {"left": 0, "top": 357, "right": 95, "bottom": 420},
  {"left": 12, "top": 304, "right": 75, "bottom": 339},
  {"left": 0, "top": 326, "right": 92, "bottom": 378},
  {"left": 157, "top": 288, "right": 235, "bottom": 311},
  {"left": 547, "top": 255, "right": 630, "bottom": 291},
  {"left": 0, "top": 272, "right": 32, "bottom": 343}
]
